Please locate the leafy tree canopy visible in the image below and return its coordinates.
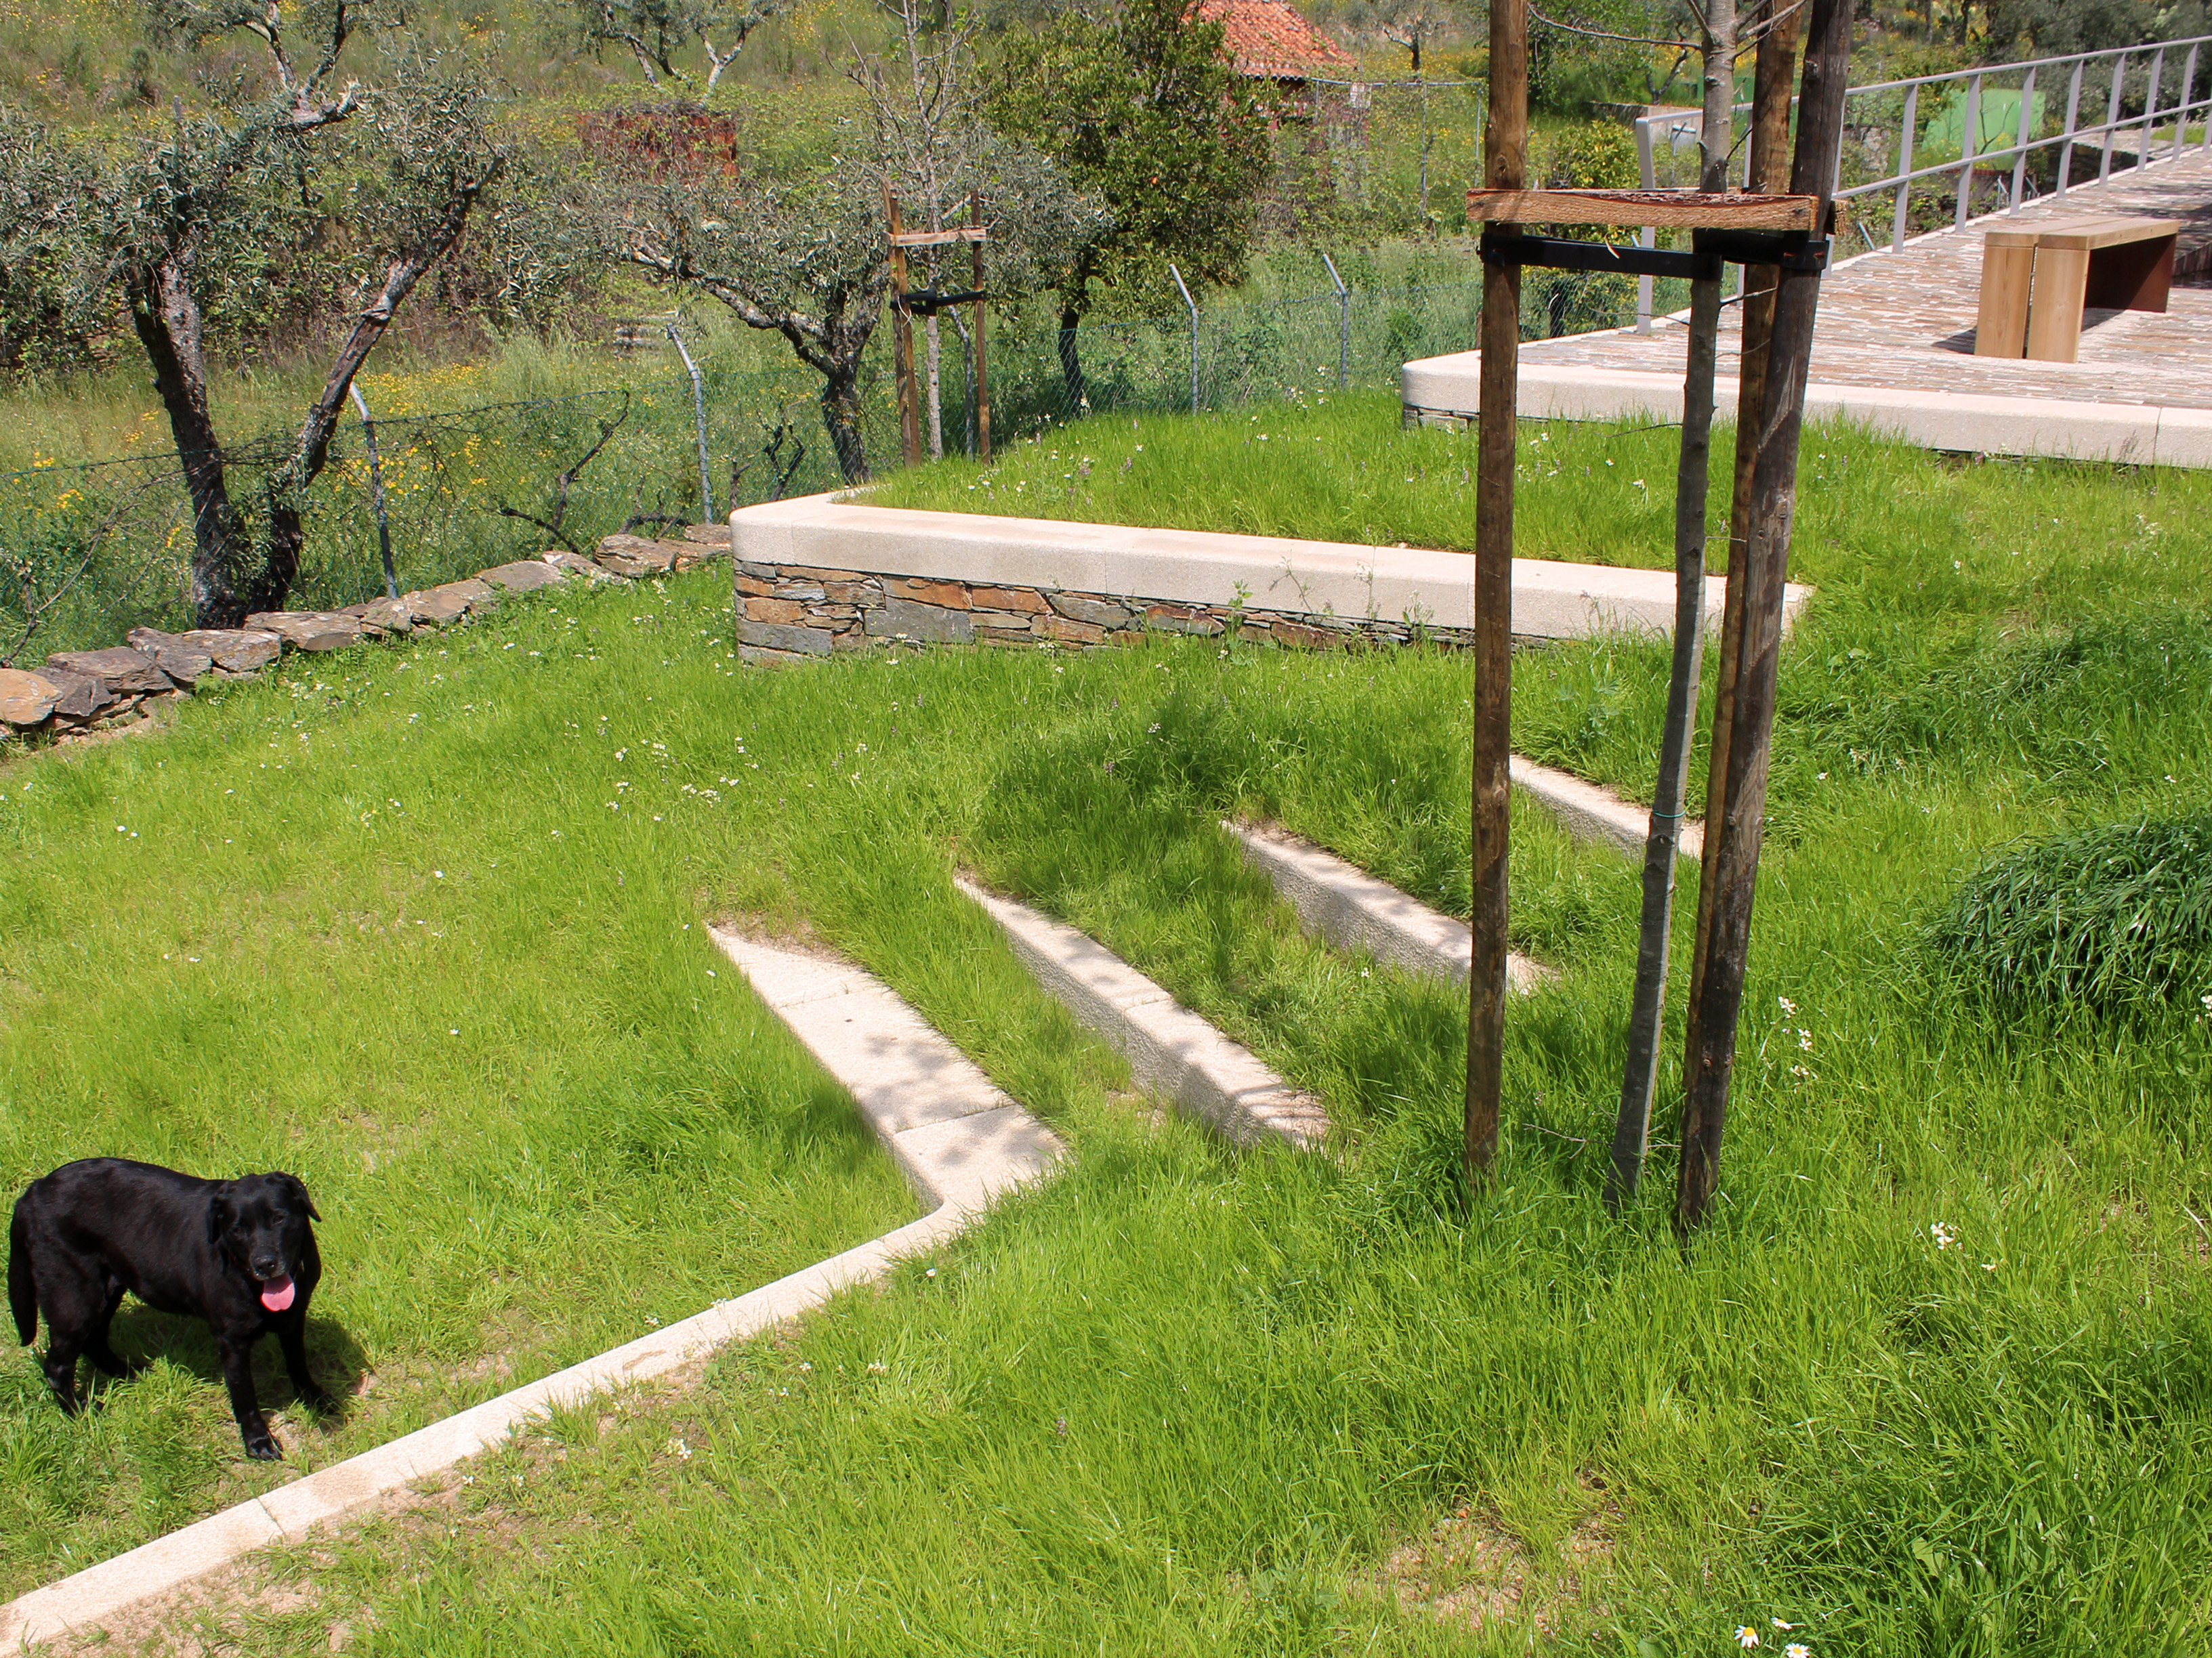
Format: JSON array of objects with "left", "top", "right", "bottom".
[{"left": 988, "top": 0, "right": 1272, "bottom": 316}]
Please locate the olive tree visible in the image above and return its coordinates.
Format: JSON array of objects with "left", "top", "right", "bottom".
[
  {"left": 603, "top": 37, "right": 1096, "bottom": 483},
  {"left": 551, "top": 0, "right": 785, "bottom": 91},
  {"left": 0, "top": 0, "right": 514, "bottom": 626}
]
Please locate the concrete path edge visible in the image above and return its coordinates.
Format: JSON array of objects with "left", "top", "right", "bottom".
[
  {"left": 954, "top": 876, "right": 1330, "bottom": 1150},
  {"left": 1224, "top": 821, "right": 1549, "bottom": 992},
  {"left": 0, "top": 933, "right": 1062, "bottom": 1650}
]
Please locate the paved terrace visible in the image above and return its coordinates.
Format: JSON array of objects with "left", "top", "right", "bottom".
[{"left": 1404, "top": 151, "right": 2212, "bottom": 464}]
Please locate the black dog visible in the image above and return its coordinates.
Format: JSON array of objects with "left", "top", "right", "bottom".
[{"left": 9, "top": 1159, "right": 333, "bottom": 1460}]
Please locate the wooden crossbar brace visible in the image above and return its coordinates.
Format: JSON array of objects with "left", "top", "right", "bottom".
[
  {"left": 1466, "top": 188, "right": 1818, "bottom": 230},
  {"left": 889, "top": 226, "right": 990, "bottom": 247}
]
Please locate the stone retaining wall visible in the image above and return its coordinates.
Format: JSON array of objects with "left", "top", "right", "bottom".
[
  {"left": 727, "top": 494, "right": 1811, "bottom": 662},
  {"left": 0, "top": 531, "right": 726, "bottom": 745},
  {"left": 733, "top": 561, "right": 1480, "bottom": 663}
]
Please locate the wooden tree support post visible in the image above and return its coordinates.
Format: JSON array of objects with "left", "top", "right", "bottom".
[
  {"left": 1675, "top": 0, "right": 1851, "bottom": 1235},
  {"left": 885, "top": 189, "right": 923, "bottom": 470},
  {"left": 1606, "top": 0, "right": 1746, "bottom": 1212},
  {"left": 1467, "top": 0, "right": 1526, "bottom": 1180}
]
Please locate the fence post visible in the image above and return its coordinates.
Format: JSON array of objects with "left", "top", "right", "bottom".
[
  {"left": 1320, "top": 252, "right": 1350, "bottom": 389},
  {"left": 2009, "top": 66, "right": 2036, "bottom": 211},
  {"left": 2177, "top": 44, "right": 2198, "bottom": 160},
  {"left": 1955, "top": 72, "right": 1982, "bottom": 228},
  {"left": 1170, "top": 263, "right": 1200, "bottom": 416},
  {"left": 2142, "top": 47, "right": 2167, "bottom": 169},
  {"left": 348, "top": 384, "right": 398, "bottom": 601},
  {"left": 2057, "top": 58, "right": 2083, "bottom": 196},
  {"left": 2102, "top": 51, "right": 2126, "bottom": 182},
  {"left": 1892, "top": 82, "right": 1917, "bottom": 250},
  {"left": 1633, "top": 113, "right": 1658, "bottom": 331},
  {"left": 665, "top": 322, "right": 714, "bottom": 524}
]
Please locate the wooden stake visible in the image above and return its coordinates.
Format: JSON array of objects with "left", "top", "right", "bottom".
[
  {"left": 1467, "top": 0, "right": 1526, "bottom": 1179},
  {"left": 885, "top": 188, "right": 923, "bottom": 469},
  {"left": 1675, "top": 0, "right": 1848, "bottom": 1234},
  {"left": 1607, "top": 0, "right": 1738, "bottom": 1212},
  {"left": 972, "top": 193, "right": 990, "bottom": 464},
  {"left": 1686, "top": 0, "right": 1802, "bottom": 1027}
]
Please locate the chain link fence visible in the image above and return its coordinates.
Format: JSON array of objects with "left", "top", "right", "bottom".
[{"left": 3, "top": 266, "right": 1642, "bottom": 660}]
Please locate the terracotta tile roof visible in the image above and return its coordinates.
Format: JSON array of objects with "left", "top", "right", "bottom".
[{"left": 1194, "top": 0, "right": 1356, "bottom": 80}]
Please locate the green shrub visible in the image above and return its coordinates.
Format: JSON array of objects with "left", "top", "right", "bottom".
[
  {"left": 1543, "top": 120, "right": 1637, "bottom": 190},
  {"left": 1927, "top": 809, "right": 2212, "bottom": 1023}
]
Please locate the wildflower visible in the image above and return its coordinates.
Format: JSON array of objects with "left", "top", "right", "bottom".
[
  {"left": 1797, "top": 1029, "right": 1814, "bottom": 1052},
  {"left": 1736, "top": 1628, "right": 1760, "bottom": 1649},
  {"left": 1787, "top": 1648, "right": 1810, "bottom": 1658},
  {"left": 1772, "top": 1621, "right": 1797, "bottom": 1632},
  {"left": 1931, "top": 1221, "right": 1959, "bottom": 1250},
  {"left": 1982, "top": 1260, "right": 1999, "bottom": 1273},
  {"left": 1778, "top": 996, "right": 1797, "bottom": 1015},
  {"left": 925, "top": 1267, "right": 938, "bottom": 1279},
  {"left": 867, "top": 1362, "right": 887, "bottom": 1374},
  {"left": 667, "top": 1437, "right": 692, "bottom": 1460}
]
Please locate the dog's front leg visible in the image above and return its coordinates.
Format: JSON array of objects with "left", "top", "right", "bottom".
[
  {"left": 39, "top": 1342, "right": 82, "bottom": 1416},
  {"left": 277, "top": 1318, "right": 335, "bottom": 1414},
  {"left": 218, "top": 1336, "right": 281, "bottom": 1460}
]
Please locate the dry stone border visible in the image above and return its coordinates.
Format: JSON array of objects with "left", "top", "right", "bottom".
[{"left": 0, "top": 529, "right": 728, "bottom": 746}]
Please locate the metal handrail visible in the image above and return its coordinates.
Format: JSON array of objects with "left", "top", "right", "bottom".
[{"left": 1631, "top": 30, "right": 2211, "bottom": 328}]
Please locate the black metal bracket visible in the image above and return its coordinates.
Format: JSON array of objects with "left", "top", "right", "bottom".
[
  {"left": 1478, "top": 228, "right": 1831, "bottom": 278},
  {"left": 898, "top": 287, "right": 987, "bottom": 316}
]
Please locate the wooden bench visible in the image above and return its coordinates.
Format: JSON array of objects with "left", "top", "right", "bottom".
[{"left": 1975, "top": 215, "right": 2182, "bottom": 363}]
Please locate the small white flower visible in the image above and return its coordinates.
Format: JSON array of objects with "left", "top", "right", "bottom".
[
  {"left": 1787, "top": 1646, "right": 1810, "bottom": 1658},
  {"left": 867, "top": 1362, "right": 887, "bottom": 1374},
  {"left": 1736, "top": 1628, "right": 1760, "bottom": 1649},
  {"left": 925, "top": 1267, "right": 938, "bottom": 1279},
  {"left": 1797, "top": 1029, "right": 1814, "bottom": 1052},
  {"left": 1772, "top": 1621, "right": 1797, "bottom": 1632},
  {"left": 667, "top": 1437, "right": 692, "bottom": 1460},
  {"left": 1778, "top": 996, "right": 1797, "bottom": 1015},
  {"left": 1931, "top": 1221, "right": 1959, "bottom": 1250}
]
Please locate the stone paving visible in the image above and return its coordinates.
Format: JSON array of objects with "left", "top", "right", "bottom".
[{"left": 1519, "top": 150, "right": 2212, "bottom": 411}]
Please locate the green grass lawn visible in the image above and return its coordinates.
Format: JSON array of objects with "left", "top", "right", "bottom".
[{"left": 5, "top": 408, "right": 2211, "bottom": 1654}]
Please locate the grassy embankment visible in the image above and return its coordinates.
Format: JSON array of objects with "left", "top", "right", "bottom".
[{"left": 5, "top": 406, "right": 2211, "bottom": 1653}]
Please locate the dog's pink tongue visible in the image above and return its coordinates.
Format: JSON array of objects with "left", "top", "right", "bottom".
[{"left": 259, "top": 1276, "right": 295, "bottom": 1313}]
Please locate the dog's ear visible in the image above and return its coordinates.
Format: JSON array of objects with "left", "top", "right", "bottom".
[
  {"left": 283, "top": 1174, "right": 321, "bottom": 1223},
  {"left": 207, "top": 1190, "right": 231, "bottom": 1248}
]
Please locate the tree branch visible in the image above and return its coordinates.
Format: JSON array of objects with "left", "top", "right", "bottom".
[{"left": 1528, "top": 3, "right": 1698, "bottom": 51}]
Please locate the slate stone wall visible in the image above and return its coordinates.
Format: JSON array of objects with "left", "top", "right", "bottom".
[{"left": 732, "top": 561, "right": 1482, "bottom": 664}]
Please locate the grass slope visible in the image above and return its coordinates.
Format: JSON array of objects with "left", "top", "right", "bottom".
[{"left": 4, "top": 409, "right": 2211, "bottom": 1654}]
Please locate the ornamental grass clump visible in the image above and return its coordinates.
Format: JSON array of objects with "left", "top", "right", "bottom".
[{"left": 1927, "top": 809, "right": 2212, "bottom": 1023}]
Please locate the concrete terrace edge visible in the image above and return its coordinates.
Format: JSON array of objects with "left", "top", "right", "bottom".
[
  {"left": 1399, "top": 357, "right": 2212, "bottom": 469},
  {"left": 1224, "top": 821, "right": 1549, "bottom": 992},
  {"left": 731, "top": 494, "right": 1814, "bottom": 644},
  {"left": 953, "top": 876, "right": 1331, "bottom": 1149},
  {"left": 1509, "top": 754, "right": 1703, "bottom": 862},
  {"left": 0, "top": 935, "right": 1061, "bottom": 1650}
]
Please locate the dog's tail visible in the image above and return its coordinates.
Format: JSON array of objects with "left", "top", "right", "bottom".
[{"left": 8, "top": 1197, "right": 35, "bottom": 1347}]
